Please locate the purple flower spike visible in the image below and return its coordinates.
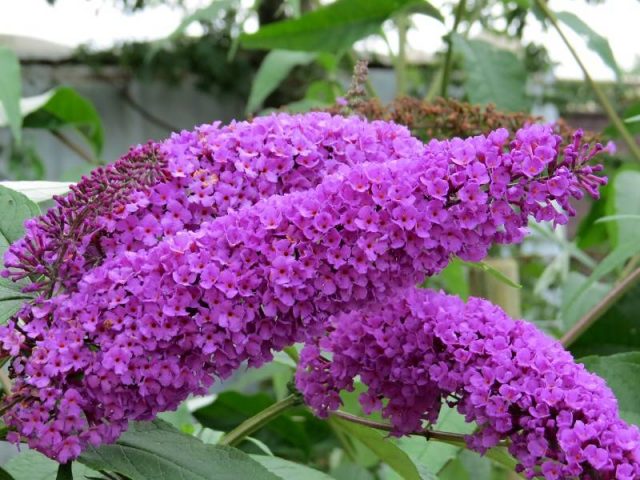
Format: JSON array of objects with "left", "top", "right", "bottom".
[
  {"left": 297, "top": 288, "right": 640, "bottom": 480},
  {"left": 0, "top": 112, "right": 606, "bottom": 462}
]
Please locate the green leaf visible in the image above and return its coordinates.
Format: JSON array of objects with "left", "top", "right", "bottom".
[
  {"left": 0, "top": 277, "right": 33, "bottom": 325},
  {"left": 606, "top": 170, "right": 640, "bottom": 247},
  {"left": 193, "top": 392, "right": 310, "bottom": 453},
  {"left": 5, "top": 450, "right": 97, "bottom": 480},
  {"left": 0, "top": 181, "right": 70, "bottom": 203},
  {"left": 570, "top": 282, "right": 640, "bottom": 357},
  {"left": 0, "top": 47, "right": 22, "bottom": 143},
  {"left": 0, "top": 468, "right": 15, "bottom": 480},
  {"left": 247, "top": 50, "right": 317, "bottom": 114},
  {"left": 0, "top": 184, "right": 40, "bottom": 256},
  {"left": 170, "top": 0, "right": 235, "bottom": 39},
  {"left": 556, "top": 11, "right": 621, "bottom": 81},
  {"left": 22, "top": 87, "right": 104, "bottom": 156},
  {"left": 580, "top": 352, "right": 640, "bottom": 424},
  {"left": 78, "top": 419, "right": 280, "bottom": 480},
  {"left": 463, "top": 261, "right": 522, "bottom": 289},
  {"left": 389, "top": 406, "right": 474, "bottom": 477},
  {"left": 561, "top": 240, "right": 640, "bottom": 325},
  {"left": 625, "top": 114, "right": 640, "bottom": 124},
  {"left": 452, "top": 35, "right": 531, "bottom": 113},
  {"left": 251, "top": 455, "right": 335, "bottom": 479},
  {"left": 403, "top": 1, "right": 443, "bottom": 22},
  {"left": 429, "top": 258, "right": 469, "bottom": 299},
  {"left": 240, "top": 0, "right": 425, "bottom": 52},
  {"left": 559, "top": 271, "right": 610, "bottom": 331},
  {"left": 596, "top": 214, "right": 640, "bottom": 224},
  {"left": 331, "top": 417, "right": 422, "bottom": 480}
]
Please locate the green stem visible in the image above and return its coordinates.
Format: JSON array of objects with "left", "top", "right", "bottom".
[
  {"left": 561, "top": 267, "right": 640, "bottom": 347},
  {"left": 218, "top": 394, "right": 298, "bottom": 447},
  {"left": 395, "top": 14, "right": 409, "bottom": 96},
  {"left": 534, "top": 0, "right": 640, "bottom": 163},
  {"left": 56, "top": 462, "right": 73, "bottom": 480},
  {"left": 440, "top": 0, "right": 467, "bottom": 98}
]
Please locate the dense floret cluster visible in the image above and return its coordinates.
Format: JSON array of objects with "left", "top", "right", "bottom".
[
  {"left": 0, "top": 112, "right": 611, "bottom": 471},
  {"left": 297, "top": 289, "right": 640, "bottom": 479}
]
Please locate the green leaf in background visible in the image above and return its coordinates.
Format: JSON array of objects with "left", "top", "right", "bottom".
[
  {"left": 452, "top": 35, "right": 531, "bottom": 113},
  {"left": 387, "top": 407, "right": 473, "bottom": 478},
  {"left": 0, "top": 47, "right": 22, "bottom": 143},
  {"left": 404, "top": 0, "right": 443, "bottom": 22},
  {"left": 605, "top": 170, "right": 640, "bottom": 248},
  {"left": 463, "top": 260, "right": 522, "bottom": 289},
  {"left": 169, "top": 0, "right": 235, "bottom": 39},
  {"left": 78, "top": 419, "right": 280, "bottom": 480},
  {"left": 331, "top": 417, "right": 422, "bottom": 480},
  {"left": 5, "top": 450, "right": 98, "bottom": 480},
  {"left": 625, "top": 114, "right": 640, "bottom": 124},
  {"left": 0, "top": 184, "right": 40, "bottom": 256},
  {"left": 193, "top": 391, "right": 310, "bottom": 453},
  {"left": 0, "top": 467, "right": 15, "bottom": 480},
  {"left": 561, "top": 239, "right": 640, "bottom": 328},
  {"left": 0, "top": 277, "right": 33, "bottom": 325},
  {"left": 580, "top": 352, "right": 640, "bottom": 425},
  {"left": 0, "top": 181, "right": 70, "bottom": 203},
  {"left": 22, "top": 87, "right": 104, "bottom": 156},
  {"left": 247, "top": 50, "right": 318, "bottom": 114},
  {"left": 570, "top": 283, "right": 640, "bottom": 357},
  {"left": 240, "top": 0, "right": 429, "bottom": 53},
  {"left": 559, "top": 271, "right": 610, "bottom": 332},
  {"left": 556, "top": 11, "right": 621, "bottom": 81},
  {"left": 251, "top": 455, "right": 335, "bottom": 479}
]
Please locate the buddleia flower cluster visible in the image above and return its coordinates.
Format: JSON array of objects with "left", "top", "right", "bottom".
[
  {"left": 0, "top": 112, "right": 618, "bottom": 477},
  {"left": 297, "top": 289, "right": 640, "bottom": 479}
]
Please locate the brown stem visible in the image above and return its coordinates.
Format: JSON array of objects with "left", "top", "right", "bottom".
[
  {"left": 331, "top": 410, "right": 507, "bottom": 447},
  {"left": 51, "top": 130, "right": 101, "bottom": 166},
  {"left": 561, "top": 267, "right": 640, "bottom": 347}
]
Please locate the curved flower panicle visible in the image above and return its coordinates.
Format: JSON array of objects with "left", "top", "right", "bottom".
[
  {"left": 296, "top": 288, "right": 640, "bottom": 480},
  {"left": 0, "top": 113, "right": 606, "bottom": 462}
]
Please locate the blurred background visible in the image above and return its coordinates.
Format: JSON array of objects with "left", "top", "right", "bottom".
[
  {"left": 1, "top": 0, "right": 638, "bottom": 179},
  {"left": 2, "top": 1, "right": 640, "bottom": 478}
]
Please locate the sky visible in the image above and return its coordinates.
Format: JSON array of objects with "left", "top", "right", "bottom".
[{"left": 0, "top": 0, "right": 637, "bottom": 81}]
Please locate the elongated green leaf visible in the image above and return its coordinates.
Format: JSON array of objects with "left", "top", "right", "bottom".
[
  {"left": 561, "top": 240, "right": 640, "bottom": 325},
  {"left": 170, "top": 0, "right": 235, "bottom": 39},
  {"left": 580, "top": 352, "right": 640, "bottom": 425},
  {"left": 452, "top": 35, "right": 530, "bottom": 113},
  {"left": 5, "top": 450, "right": 97, "bottom": 480},
  {"left": 247, "top": 50, "right": 317, "bottom": 114},
  {"left": 0, "top": 181, "right": 70, "bottom": 203},
  {"left": 78, "top": 420, "right": 280, "bottom": 480},
  {"left": 625, "top": 114, "right": 640, "bottom": 124},
  {"left": 331, "top": 417, "right": 421, "bottom": 480},
  {"left": 251, "top": 455, "right": 335, "bottom": 479},
  {"left": 606, "top": 171, "right": 640, "bottom": 248},
  {"left": 22, "top": 87, "right": 104, "bottom": 156},
  {"left": 556, "top": 11, "right": 621, "bottom": 80},
  {"left": 596, "top": 214, "right": 640, "bottom": 224},
  {"left": 463, "top": 261, "right": 522, "bottom": 289},
  {"left": 241, "top": 0, "right": 425, "bottom": 52},
  {"left": 0, "top": 47, "right": 22, "bottom": 143},
  {"left": 570, "top": 283, "right": 640, "bottom": 357}
]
